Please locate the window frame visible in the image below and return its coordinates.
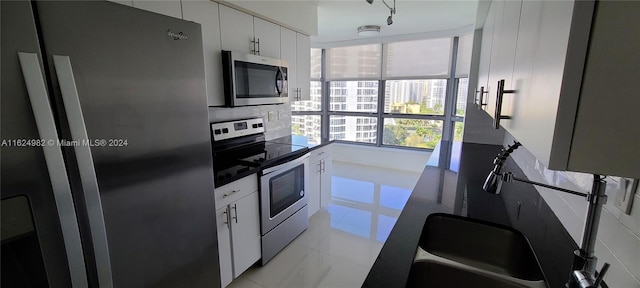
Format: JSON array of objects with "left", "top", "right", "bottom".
[{"left": 292, "top": 36, "right": 470, "bottom": 151}]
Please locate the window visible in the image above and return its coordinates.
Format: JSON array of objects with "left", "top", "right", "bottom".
[
  {"left": 292, "top": 115, "right": 321, "bottom": 144},
  {"left": 455, "top": 34, "right": 473, "bottom": 78},
  {"left": 292, "top": 34, "right": 471, "bottom": 149},
  {"left": 310, "top": 48, "right": 322, "bottom": 79},
  {"left": 383, "top": 119, "right": 443, "bottom": 149},
  {"left": 329, "top": 116, "right": 377, "bottom": 144},
  {"left": 454, "top": 122, "right": 464, "bottom": 142},
  {"left": 329, "top": 81, "right": 378, "bottom": 112},
  {"left": 384, "top": 79, "right": 447, "bottom": 115},
  {"left": 384, "top": 38, "right": 452, "bottom": 78},
  {"left": 326, "top": 44, "right": 381, "bottom": 79},
  {"left": 456, "top": 78, "right": 469, "bottom": 117}
]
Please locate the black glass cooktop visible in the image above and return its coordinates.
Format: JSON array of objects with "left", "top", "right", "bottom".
[{"left": 212, "top": 138, "right": 308, "bottom": 187}]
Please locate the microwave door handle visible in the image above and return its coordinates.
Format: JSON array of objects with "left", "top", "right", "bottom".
[{"left": 275, "top": 68, "right": 283, "bottom": 95}]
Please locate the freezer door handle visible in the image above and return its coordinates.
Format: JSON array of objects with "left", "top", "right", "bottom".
[
  {"left": 17, "top": 52, "right": 89, "bottom": 288},
  {"left": 53, "top": 55, "right": 113, "bottom": 287}
]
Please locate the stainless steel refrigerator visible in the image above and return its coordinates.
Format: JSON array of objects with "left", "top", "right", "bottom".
[{"left": 1, "top": 1, "right": 220, "bottom": 287}]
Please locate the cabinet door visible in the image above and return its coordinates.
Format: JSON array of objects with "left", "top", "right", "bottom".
[
  {"left": 281, "top": 27, "right": 297, "bottom": 100},
  {"left": 132, "top": 0, "right": 181, "bottom": 18},
  {"left": 320, "top": 158, "right": 333, "bottom": 209},
  {"left": 486, "top": 0, "right": 522, "bottom": 121},
  {"left": 231, "top": 192, "right": 261, "bottom": 277},
  {"left": 508, "top": 0, "right": 575, "bottom": 167},
  {"left": 182, "top": 0, "right": 224, "bottom": 106},
  {"left": 254, "top": 17, "right": 281, "bottom": 58},
  {"left": 296, "top": 33, "right": 311, "bottom": 101},
  {"left": 308, "top": 160, "right": 322, "bottom": 218},
  {"left": 476, "top": 1, "right": 496, "bottom": 112},
  {"left": 219, "top": 5, "right": 254, "bottom": 54},
  {"left": 216, "top": 207, "right": 233, "bottom": 287}
]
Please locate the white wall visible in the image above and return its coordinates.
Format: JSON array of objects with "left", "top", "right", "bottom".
[
  {"left": 503, "top": 132, "right": 640, "bottom": 288},
  {"left": 332, "top": 143, "right": 431, "bottom": 173}
]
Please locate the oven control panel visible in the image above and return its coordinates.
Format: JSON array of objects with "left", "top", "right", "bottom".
[{"left": 211, "top": 118, "right": 265, "bottom": 141}]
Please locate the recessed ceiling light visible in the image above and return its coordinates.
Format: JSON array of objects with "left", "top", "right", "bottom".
[{"left": 358, "top": 25, "right": 380, "bottom": 36}]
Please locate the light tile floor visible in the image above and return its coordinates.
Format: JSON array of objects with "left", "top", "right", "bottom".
[{"left": 228, "top": 160, "right": 422, "bottom": 288}]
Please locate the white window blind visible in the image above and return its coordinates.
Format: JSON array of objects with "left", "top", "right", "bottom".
[
  {"left": 326, "top": 44, "right": 381, "bottom": 80},
  {"left": 383, "top": 38, "right": 452, "bottom": 78},
  {"left": 455, "top": 34, "right": 474, "bottom": 77},
  {"left": 310, "top": 48, "right": 322, "bottom": 79}
]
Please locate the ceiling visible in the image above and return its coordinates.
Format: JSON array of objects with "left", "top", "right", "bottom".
[{"left": 313, "top": 0, "right": 479, "bottom": 45}]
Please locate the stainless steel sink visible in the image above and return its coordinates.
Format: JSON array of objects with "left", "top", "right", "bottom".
[
  {"left": 407, "top": 261, "right": 534, "bottom": 288},
  {"left": 407, "top": 214, "right": 547, "bottom": 288}
]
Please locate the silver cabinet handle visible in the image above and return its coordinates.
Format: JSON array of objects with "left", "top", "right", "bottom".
[
  {"left": 256, "top": 38, "right": 260, "bottom": 55},
  {"left": 493, "top": 79, "right": 515, "bottom": 129},
  {"left": 231, "top": 204, "right": 238, "bottom": 223},
  {"left": 223, "top": 207, "right": 230, "bottom": 229},
  {"left": 223, "top": 189, "right": 240, "bottom": 198},
  {"left": 251, "top": 37, "right": 260, "bottom": 55},
  {"left": 477, "top": 86, "right": 488, "bottom": 109},
  {"left": 251, "top": 37, "right": 257, "bottom": 55},
  {"left": 53, "top": 55, "right": 113, "bottom": 287},
  {"left": 18, "top": 52, "right": 89, "bottom": 288}
]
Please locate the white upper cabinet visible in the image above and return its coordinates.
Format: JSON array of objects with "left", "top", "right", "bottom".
[
  {"left": 182, "top": 0, "right": 224, "bottom": 106},
  {"left": 476, "top": 0, "right": 640, "bottom": 177},
  {"left": 475, "top": 1, "right": 496, "bottom": 112},
  {"left": 483, "top": 0, "right": 522, "bottom": 123},
  {"left": 281, "top": 28, "right": 311, "bottom": 102},
  {"left": 254, "top": 17, "right": 281, "bottom": 58},
  {"left": 296, "top": 33, "right": 311, "bottom": 101},
  {"left": 219, "top": 5, "right": 281, "bottom": 58},
  {"left": 219, "top": 5, "right": 255, "bottom": 54},
  {"left": 281, "top": 27, "right": 298, "bottom": 98},
  {"left": 132, "top": 0, "right": 181, "bottom": 18},
  {"left": 558, "top": 0, "right": 639, "bottom": 177}
]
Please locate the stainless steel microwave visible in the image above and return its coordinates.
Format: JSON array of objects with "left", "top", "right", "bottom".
[{"left": 222, "top": 50, "right": 288, "bottom": 107}]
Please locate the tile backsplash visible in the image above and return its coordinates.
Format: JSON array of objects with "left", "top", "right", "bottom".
[
  {"left": 208, "top": 104, "right": 292, "bottom": 140},
  {"left": 503, "top": 132, "right": 640, "bottom": 288}
]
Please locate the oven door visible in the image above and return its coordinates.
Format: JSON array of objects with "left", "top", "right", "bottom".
[{"left": 259, "top": 153, "right": 309, "bottom": 234}]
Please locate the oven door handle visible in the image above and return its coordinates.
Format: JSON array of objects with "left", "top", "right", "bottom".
[{"left": 261, "top": 153, "right": 310, "bottom": 175}]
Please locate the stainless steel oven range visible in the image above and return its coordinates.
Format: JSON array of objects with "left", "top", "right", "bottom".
[{"left": 211, "top": 118, "right": 309, "bottom": 265}]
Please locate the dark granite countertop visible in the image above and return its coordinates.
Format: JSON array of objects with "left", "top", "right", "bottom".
[
  {"left": 272, "top": 135, "right": 334, "bottom": 151},
  {"left": 362, "top": 141, "right": 510, "bottom": 288}
]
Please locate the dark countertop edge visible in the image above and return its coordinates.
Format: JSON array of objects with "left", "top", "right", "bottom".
[
  {"left": 307, "top": 139, "right": 335, "bottom": 152},
  {"left": 362, "top": 142, "right": 506, "bottom": 288},
  {"left": 213, "top": 169, "right": 259, "bottom": 188}
]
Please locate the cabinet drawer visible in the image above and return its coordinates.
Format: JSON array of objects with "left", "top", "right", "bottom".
[
  {"left": 309, "top": 144, "right": 333, "bottom": 164},
  {"left": 214, "top": 174, "right": 258, "bottom": 210}
]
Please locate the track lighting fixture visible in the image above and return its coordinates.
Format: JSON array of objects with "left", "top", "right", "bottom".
[{"left": 365, "top": 0, "right": 396, "bottom": 25}]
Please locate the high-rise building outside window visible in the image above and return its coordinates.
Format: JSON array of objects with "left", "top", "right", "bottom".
[{"left": 292, "top": 34, "right": 473, "bottom": 149}]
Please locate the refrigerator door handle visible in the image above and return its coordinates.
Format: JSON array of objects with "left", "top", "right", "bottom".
[
  {"left": 17, "top": 52, "right": 89, "bottom": 288},
  {"left": 53, "top": 55, "right": 113, "bottom": 287}
]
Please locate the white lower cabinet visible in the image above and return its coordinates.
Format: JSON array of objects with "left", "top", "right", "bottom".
[
  {"left": 308, "top": 144, "right": 333, "bottom": 218},
  {"left": 216, "top": 206, "right": 234, "bottom": 287},
  {"left": 215, "top": 176, "right": 261, "bottom": 287},
  {"left": 230, "top": 192, "right": 261, "bottom": 277}
]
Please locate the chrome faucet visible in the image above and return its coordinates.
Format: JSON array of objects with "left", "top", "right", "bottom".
[{"left": 483, "top": 141, "right": 610, "bottom": 288}]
